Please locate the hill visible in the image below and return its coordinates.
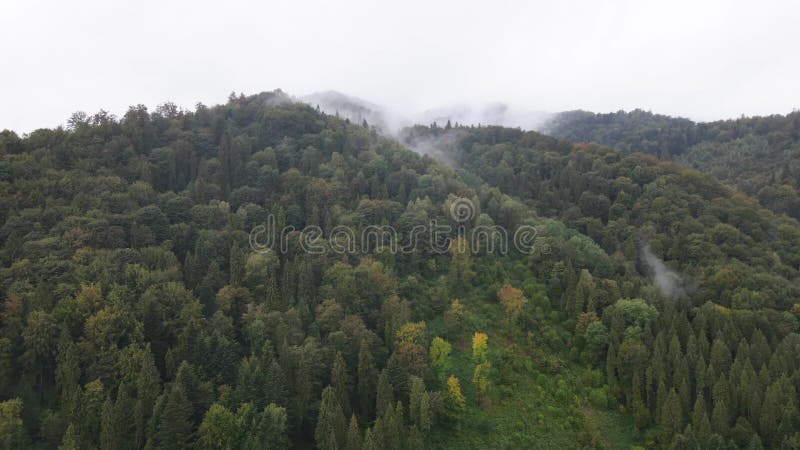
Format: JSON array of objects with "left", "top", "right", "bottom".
[
  {"left": 544, "top": 109, "right": 800, "bottom": 219},
  {"left": 1, "top": 91, "right": 799, "bottom": 449}
]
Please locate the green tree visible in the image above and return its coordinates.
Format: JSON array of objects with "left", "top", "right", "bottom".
[
  {"left": 0, "top": 399, "right": 28, "bottom": 450},
  {"left": 376, "top": 369, "right": 393, "bottom": 419},
  {"left": 331, "top": 351, "right": 352, "bottom": 417},
  {"left": 197, "top": 403, "right": 241, "bottom": 450},
  {"left": 345, "top": 415, "right": 362, "bottom": 450},
  {"left": 241, "top": 403, "right": 289, "bottom": 450},
  {"left": 357, "top": 341, "right": 377, "bottom": 419},
  {"left": 315, "top": 386, "right": 346, "bottom": 450},
  {"left": 135, "top": 350, "right": 161, "bottom": 449},
  {"left": 146, "top": 384, "right": 193, "bottom": 450},
  {"left": 429, "top": 337, "right": 452, "bottom": 383},
  {"left": 660, "top": 388, "right": 683, "bottom": 444}
]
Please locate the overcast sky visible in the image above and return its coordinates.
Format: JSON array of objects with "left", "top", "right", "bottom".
[{"left": 2, "top": 0, "right": 799, "bottom": 133}]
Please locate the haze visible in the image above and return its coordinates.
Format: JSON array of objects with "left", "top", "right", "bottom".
[{"left": 2, "top": 0, "right": 798, "bottom": 133}]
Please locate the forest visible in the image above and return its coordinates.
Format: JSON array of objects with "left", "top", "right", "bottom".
[
  {"left": 1, "top": 91, "right": 799, "bottom": 449},
  {"left": 545, "top": 109, "right": 800, "bottom": 219}
]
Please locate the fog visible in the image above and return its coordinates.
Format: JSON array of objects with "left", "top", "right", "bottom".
[
  {"left": 640, "top": 244, "right": 694, "bottom": 300},
  {"left": 1, "top": 0, "right": 799, "bottom": 133}
]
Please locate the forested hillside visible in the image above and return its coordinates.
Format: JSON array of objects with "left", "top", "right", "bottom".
[
  {"left": 402, "top": 123, "right": 800, "bottom": 448},
  {"left": 544, "top": 110, "right": 800, "bottom": 219},
  {"left": 1, "top": 91, "right": 799, "bottom": 449}
]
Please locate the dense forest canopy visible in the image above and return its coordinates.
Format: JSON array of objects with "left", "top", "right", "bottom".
[
  {"left": 0, "top": 91, "right": 799, "bottom": 449},
  {"left": 544, "top": 109, "right": 800, "bottom": 220}
]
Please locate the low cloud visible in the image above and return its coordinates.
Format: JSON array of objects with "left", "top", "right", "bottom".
[{"left": 640, "top": 244, "right": 695, "bottom": 300}]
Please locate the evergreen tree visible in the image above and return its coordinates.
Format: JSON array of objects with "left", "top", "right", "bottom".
[
  {"left": 135, "top": 351, "right": 161, "bottom": 449},
  {"left": 357, "top": 341, "right": 377, "bottom": 420},
  {"left": 146, "top": 384, "right": 194, "bottom": 450},
  {"left": 376, "top": 369, "right": 393, "bottom": 419},
  {"left": 242, "top": 403, "right": 289, "bottom": 450},
  {"left": 197, "top": 403, "right": 242, "bottom": 450},
  {"left": 331, "top": 351, "right": 352, "bottom": 417},
  {"left": 345, "top": 415, "right": 362, "bottom": 450},
  {"left": 265, "top": 360, "right": 289, "bottom": 408},
  {"left": 315, "top": 386, "right": 346, "bottom": 450},
  {"left": 691, "top": 396, "right": 711, "bottom": 445},
  {"left": 660, "top": 388, "right": 683, "bottom": 444}
]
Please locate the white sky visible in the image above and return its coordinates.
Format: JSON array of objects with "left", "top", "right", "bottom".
[{"left": 1, "top": 0, "right": 799, "bottom": 133}]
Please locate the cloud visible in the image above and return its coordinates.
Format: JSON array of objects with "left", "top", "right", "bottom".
[{"left": 640, "top": 244, "right": 694, "bottom": 300}]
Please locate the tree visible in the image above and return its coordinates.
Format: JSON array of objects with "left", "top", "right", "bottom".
[
  {"left": 429, "top": 337, "right": 452, "bottom": 383},
  {"left": 376, "top": 369, "right": 394, "bottom": 419},
  {"left": 197, "top": 403, "right": 242, "bottom": 450},
  {"left": 135, "top": 350, "right": 161, "bottom": 449},
  {"left": 345, "top": 415, "right": 362, "bottom": 450},
  {"left": 660, "top": 388, "right": 683, "bottom": 444},
  {"left": 497, "top": 285, "right": 528, "bottom": 325},
  {"left": 472, "top": 332, "right": 488, "bottom": 363},
  {"left": 0, "top": 399, "right": 28, "bottom": 450},
  {"left": 146, "top": 384, "right": 193, "bottom": 450},
  {"left": 100, "top": 383, "right": 135, "bottom": 450},
  {"left": 264, "top": 360, "right": 289, "bottom": 408},
  {"left": 315, "top": 386, "right": 346, "bottom": 450},
  {"left": 394, "top": 321, "right": 426, "bottom": 348},
  {"left": 442, "top": 376, "right": 466, "bottom": 425},
  {"left": 711, "top": 398, "right": 729, "bottom": 438},
  {"left": 473, "top": 362, "right": 491, "bottom": 399},
  {"left": 331, "top": 351, "right": 352, "bottom": 417},
  {"left": 357, "top": 341, "right": 377, "bottom": 419},
  {"left": 691, "top": 396, "right": 711, "bottom": 445},
  {"left": 241, "top": 403, "right": 289, "bottom": 450}
]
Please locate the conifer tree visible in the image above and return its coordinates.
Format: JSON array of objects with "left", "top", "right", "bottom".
[
  {"left": 331, "top": 351, "right": 352, "bottom": 417},
  {"left": 357, "top": 341, "right": 377, "bottom": 419},
  {"left": 146, "top": 384, "right": 193, "bottom": 450},
  {"left": 345, "top": 415, "right": 362, "bottom": 450},
  {"left": 660, "top": 388, "right": 683, "bottom": 444},
  {"left": 376, "top": 369, "right": 393, "bottom": 419},
  {"left": 691, "top": 396, "right": 711, "bottom": 445},
  {"left": 315, "top": 386, "right": 346, "bottom": 450},
  {"left": 135, "top": 351, "right": 161, "bottom": 449}
]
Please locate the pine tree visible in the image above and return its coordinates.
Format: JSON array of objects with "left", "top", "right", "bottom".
[
  {"left": 691, "top": 396, "right": 711, "bottom": 445},
  {"left": 135, "top": 351, "right": 161, "bottom": 449},
  {"left": 229, "top": 242, "right": 246, "bottom": 286},
  {"left": 361, "top": 428, "right": 378, "bottom": 450},
  {"left": 331, "top": 351, "right": 352, "bottom": 417},
  {"left": 100, "top": 383, "right": 136, "bottom": 450},
  {"left": 315, "top": 386, "right": 346, "bottom": 450},
  {"left": 660, "top": 388, "right": 683, "bottom": 444},
  {"left": 197, "top": 403, "right": 242, "bottom": 450},
  {"left": 711, "top": 398, "right": 729, "bottom": 438},
  {"left": 265, "top": 360, "right": 289, "bottom": 408},
  {"left": 242, "top": 403, "right": 289, "bottom": 450},
  {"left": 345, "top": 415, "right": 362, "bottom": 450},
  {"left": 408, "top": 376, "right": 424, "bottom": 428},
  {"left": 357, "top": 341, "right": 377, "bottom": 420},
  {"left": 146, "top": 384, "right": 193, "bottom": 450},
  {"left": 376, "top": 369, "right": 393, "bottom": 419}
]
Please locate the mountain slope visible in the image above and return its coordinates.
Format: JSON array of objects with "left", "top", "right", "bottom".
[
  {"left": 544, "top": 109, "right": 800, "bottom": 219},
  {"left": 0, "top": 91, "right": 652, "bottom": 449},
  {"left": 402, "top": 122, "right": 800, "bottom": 448}
]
